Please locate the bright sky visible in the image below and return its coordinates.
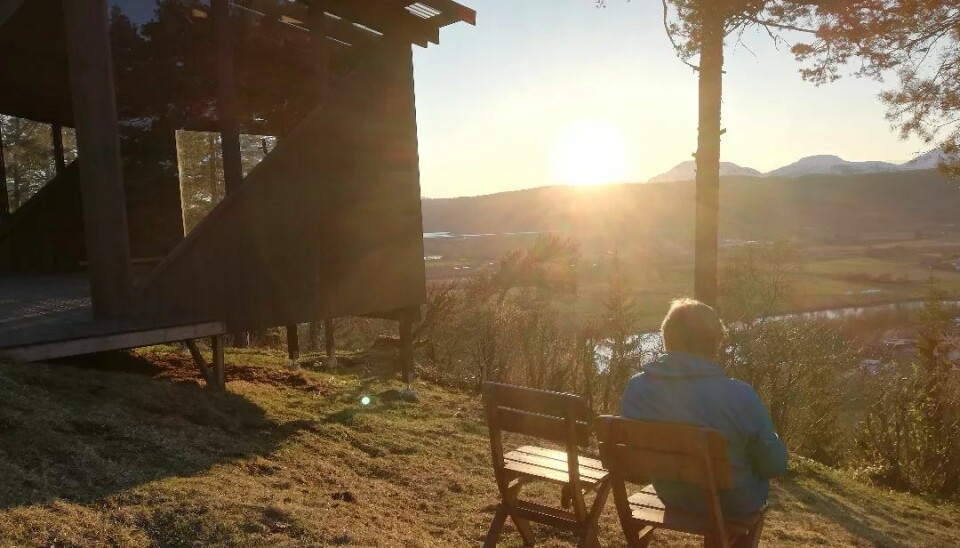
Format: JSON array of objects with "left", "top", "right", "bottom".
[{"left": 412, "top": 0, "right": 927, "bottom": 198}]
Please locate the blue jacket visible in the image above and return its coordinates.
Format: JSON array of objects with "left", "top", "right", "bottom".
[{"left": 620, "top": 352, "right": 787, "bottom": 517}]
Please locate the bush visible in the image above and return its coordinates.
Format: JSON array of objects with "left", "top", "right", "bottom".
[{"left": 855, "top": 280, "right": 960, "bottom": 495}]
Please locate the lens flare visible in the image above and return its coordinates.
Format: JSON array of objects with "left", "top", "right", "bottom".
[{"left": 361, "top": 396, "right": 372, "bottom": 406}]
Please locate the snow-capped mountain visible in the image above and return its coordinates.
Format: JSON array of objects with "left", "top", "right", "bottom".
[
  {"left": 766, "top": 155, "right": 901, "bottom": 178},
  {"left": 648, "top": 161, "right": 762, "bottom": 183}
]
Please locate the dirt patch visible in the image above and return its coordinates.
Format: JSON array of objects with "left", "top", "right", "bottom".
[
  {"left": 226, "top": 364, "right": 334, "bottom": 394},
  {"left": 72, "top": 350, "right": 337, "bottom": 394}
]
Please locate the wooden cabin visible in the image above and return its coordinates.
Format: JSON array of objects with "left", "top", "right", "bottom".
[{"left": 0, "top": 0, "right": 475, "bottom": 376}]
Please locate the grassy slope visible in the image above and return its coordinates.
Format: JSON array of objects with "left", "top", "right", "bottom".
[{"left": 1, "top": 348, "right": 958, "bottom": 547}]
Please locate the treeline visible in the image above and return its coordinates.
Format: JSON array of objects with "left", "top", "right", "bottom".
[{"left": 0, "top": 116, "right": 76, "bottom": 214}]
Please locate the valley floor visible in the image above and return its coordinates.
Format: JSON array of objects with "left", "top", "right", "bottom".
[{"left": 0, "top": 348, "right": 957, "bottom": 547}]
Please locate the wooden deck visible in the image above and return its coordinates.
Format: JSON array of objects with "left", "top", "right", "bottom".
[{"left": 0, "top": 274, "right": 224, "bottom": 362}]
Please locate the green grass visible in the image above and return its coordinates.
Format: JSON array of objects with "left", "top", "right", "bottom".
[{"left": 1, "top": 347, "right": 958, "bottom": 547}]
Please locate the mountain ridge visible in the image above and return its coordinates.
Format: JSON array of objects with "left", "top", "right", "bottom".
[{"left": 645, "top": 151, "right": 950, "bottom": 182}]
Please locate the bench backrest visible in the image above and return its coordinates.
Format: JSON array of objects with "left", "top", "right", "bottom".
[
  {"left": 483, "top": 382, "right": 590, "bottom": 447},
  {"left": 594, "top": 415, "right": 734, "bottom": 543},
  {"left": 594, "top": 416, "right": 732, "bottom": 488},
  {"left": 482, "top": 382, "right": 591, "bottom": 488}
]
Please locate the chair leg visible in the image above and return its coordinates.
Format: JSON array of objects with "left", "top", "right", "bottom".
[
  {"left": 633, "top": 525, "right": 655, "bottom": 548},
  {"left": 484, "top": 505, "right": 508, "bottom": 548},
  {"left": 510, "top": 513, "right": 536, "bottom": 546},
  {"left": 579, "top": 482, "right": 611, "bottom": 548},
  {"left": 732, "top": 516, "right": 766, "bottom": 548}
]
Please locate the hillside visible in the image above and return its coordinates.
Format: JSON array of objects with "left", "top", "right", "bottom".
[
  {"left": 422, "top": 169, "right": 960, "bottom": 244},
  {"left": 1, "top": 348, "right": 958, "bottom": 547}
]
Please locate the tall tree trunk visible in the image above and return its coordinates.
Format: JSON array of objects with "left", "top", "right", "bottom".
[
  {"left": 694, "top": 5, "right": 725, "bottom": 307},
  {"left": 10, "top": 116, "right": 22, "bottom": 211},
  {"left": 0, "top": 126, "right": 9, "bottom": 221}
]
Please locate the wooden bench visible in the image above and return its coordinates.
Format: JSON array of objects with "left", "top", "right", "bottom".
[
  {"left": 594, "top": 416, "right": 767, "bottom": 548},
  {"left": 482, "top": 382, "right": 611, "bottom": 548}
]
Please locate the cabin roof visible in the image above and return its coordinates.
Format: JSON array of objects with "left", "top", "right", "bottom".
[{"left": 0, "top": 0, "right": 475, "bottom": 127}]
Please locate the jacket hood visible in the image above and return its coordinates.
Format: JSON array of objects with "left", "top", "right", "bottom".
[{"left": 642, "top": 352, "right": 725, "bottom": 379}]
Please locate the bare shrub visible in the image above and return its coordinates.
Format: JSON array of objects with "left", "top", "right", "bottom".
[
  {"left": 720, "top": 242, "right": 858, "bottom": 464},
  {"left": 856, "top": 280, "right": 960, "bottom": 495}
]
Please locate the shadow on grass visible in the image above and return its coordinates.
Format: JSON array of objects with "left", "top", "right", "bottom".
[
  {"left": 776, "top": 468, "right": 912, "bottom": 548},
  {"left": 0, "top": 357, "right": 309, "bottom": 510}
]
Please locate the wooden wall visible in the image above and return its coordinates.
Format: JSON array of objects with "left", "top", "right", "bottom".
[
  {"left": 0, "top": 161, "right": 85, "bottom": 272},
  {"left": 137, "top": 40, "right": 426, "bottom": 330}
]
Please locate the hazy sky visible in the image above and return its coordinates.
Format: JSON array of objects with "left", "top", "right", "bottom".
[{"left": 412, "top": 0, "right": 927, "bottom": 198}]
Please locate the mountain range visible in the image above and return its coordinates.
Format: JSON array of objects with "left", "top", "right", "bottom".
[{"left": 649, "top": 150, "right": 947, "bottom": 182}]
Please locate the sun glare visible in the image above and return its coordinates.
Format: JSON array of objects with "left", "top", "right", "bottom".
[{"left": 550, "top": 120, "right": 631, "bottom": 187}]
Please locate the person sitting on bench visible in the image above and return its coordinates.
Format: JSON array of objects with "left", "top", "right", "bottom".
[{"left": 621, "top": 298, "right": 788, "bottom": 518}]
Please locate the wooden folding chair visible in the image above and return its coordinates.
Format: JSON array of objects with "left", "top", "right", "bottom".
[
  {"left": 594, "top": 416, "right": 767, "bottom": 548},
  {"left": 482, "top": 382, "right": 611, "bottom": 548}
]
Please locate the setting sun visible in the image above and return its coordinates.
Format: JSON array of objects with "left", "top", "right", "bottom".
[{"left": 549, "top": 120, "right": 632, "bottom": 186}]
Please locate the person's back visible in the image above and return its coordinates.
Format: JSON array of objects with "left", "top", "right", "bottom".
[{"left": 621, "top": 298, "right": 787, "bottom": 518}]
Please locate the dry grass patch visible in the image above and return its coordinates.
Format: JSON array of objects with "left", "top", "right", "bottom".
[{"left": 0, "top": 346, "right": 957, "bottom": 547}]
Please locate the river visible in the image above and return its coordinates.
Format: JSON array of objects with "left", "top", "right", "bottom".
[{"left": 598, "top": 300, "right": 960, "bottom": 370}]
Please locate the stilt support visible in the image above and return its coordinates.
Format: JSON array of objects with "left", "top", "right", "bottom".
[
  {"left": 323, "top": 318, "right": 337, "bottom": 367},
  {"left": 399, "top": 315, "right": 414, "bottom": 382},
  {"left": 185, "top": 335, "right": 226, "bottom": 390},
  {"left": 286, "top": 323, "right": 300, "bottom": 368}
]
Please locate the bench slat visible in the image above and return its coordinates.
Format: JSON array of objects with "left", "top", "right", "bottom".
[
  {"left": 513, "top": 445, "right": 606, "bottom": 474},
  {"left": 483, "top": 382, "right": 588, "bottom": 420},
  {"left": 497, "top": 408, "right": 590, "bottom": 447},
  {"left": 628, "top": 488, "right": 761, "bottom": 536},
  {"left": 505, "top": 448, "right": 608, "bottom": 482}
]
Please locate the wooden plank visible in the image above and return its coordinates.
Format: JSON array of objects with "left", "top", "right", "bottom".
[
  {"left": 323, "top": 0, "right": 439, "bottom": 46},
  {"left": 627, "top": 493, "right": 759, "bottom": 537},
  {"left": 513, "top": 446, "right": 606, "bottom": 474},
  {"left": 504, "top": 449, "right": 607, "bottom": 482},
  {"left": 412, "top": 0, "right": 476, "bottom": 26},
  {"left": 324, "top": 317, "right": 335, "bottom": 357},
  {"left": 0, "top": 321, "right": 226, "bottom": 363},
  {"left": 496, "top": 408, "right": 590, "bottom": 447},
  {"left": 510, "top": 501, "right": 580, "bottom": 531},
  {"left": 483, "top": 382, "right": 588, "bottom": 420},
  {"left": 286, "top": 323, "right": 299, "bottom": 361},
  {"left": 62, "top": 0, "right": 134, "bottom": 319},
  {"left": 609, "top": 444, "right": 729, "bottom": 486},
  {"left": 212, "top": 334, "right": 226, "bottom": 388},
  {"left": 235, "top": 0, "right": 382, "bottom": 48}
]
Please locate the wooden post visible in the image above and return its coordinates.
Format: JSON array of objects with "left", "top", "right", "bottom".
[
  {"left": 0, "top": 128, "right": 9, "bottom": 222},
  {"left": 212, "top": 334, "right": 225, "bottom": 389},
  {"left": 399, "top": 316, "right": 413, "bottom": 382},
  {"left": 62, "top": 0, "right": 134, "bottom": 319},
  {"left": 52, "top": 124, "right": 66, "bottom": 174},
  {"left": 212, "top": 0, "right": 243, "bottom": 194},
  {"left": 693, "top": 3, "right": 725, "bottom": 308},
  {"left": 286, "top": 323, "right": 300, "bottom": 367},
  {"left": 324, "top": 318, "right": 335, "bottom": 358},
  {"left": 213, "top": 0, "right": 248, "bottom": 345}
]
